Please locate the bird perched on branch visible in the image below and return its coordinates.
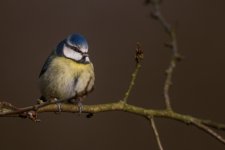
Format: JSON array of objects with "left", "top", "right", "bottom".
[{"left": 38, "top": 33, "right": 95, "bottom": 112}]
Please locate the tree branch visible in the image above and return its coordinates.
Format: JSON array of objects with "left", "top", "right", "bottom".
[
  {"left": 0, "top": 1, "right": 224, "bottom": 149},
  {"left": 148, "top": 0, "right": 181, "bottom": 111},
  {"left": 149, "top": 117, "right": 164, "bottom": 150},
  {"left": 192, "top": 120, "right": 225, "bottom": 144},
  {"left": 123, "top": 42, "right": 143, "bottom": 103},
  {"left": 144, "top": 0, "right": 225, "bottom": 147},
  {"left": 0, "top": 38, "right": 224, "bottom": 145},
  {"left": 0, "top": 101, "right": 224, "bottom": 134}
]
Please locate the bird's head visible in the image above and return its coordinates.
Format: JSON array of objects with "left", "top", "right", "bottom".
[{"left": 56, "top": 34, "right": 90, "bottom": 63}]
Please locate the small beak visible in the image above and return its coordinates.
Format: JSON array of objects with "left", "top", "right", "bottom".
[
  {"left": 81, "top": 53, "right": 90, "bottom": 63},
  {"left": 82, "top": 53, "right": 89, "bottom": 57}
]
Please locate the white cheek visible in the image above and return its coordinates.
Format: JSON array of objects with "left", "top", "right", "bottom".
[{"left": 63, "top": 46, "right": 82, "bottom": 61}]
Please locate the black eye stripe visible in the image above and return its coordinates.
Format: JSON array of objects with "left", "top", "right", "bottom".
[{"left": 65, "top": 42, "right": 86, "bottom": 54}]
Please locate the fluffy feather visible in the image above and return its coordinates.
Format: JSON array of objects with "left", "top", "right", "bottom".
[{"left": 39, "top": 56, "right": 95, "bottom": 100}]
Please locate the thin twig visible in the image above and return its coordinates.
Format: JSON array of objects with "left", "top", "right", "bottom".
[
  {"left": 192, "top": 120, "right": 225, "bottom": 144},
  {"left": 123, "top": 43, "right": 143, "bottom": 103},
  {"left": 201, "top": 119, "right": 225, "bottom": 131},
  {"left": 123, "top": 64, "right": 141, "bottom": 103},
  {"left": 149, "top": 0, "right": 181, "bottom": 111},
  {"left": 149, "top": 117, "right": 164, "bottom": 150}
]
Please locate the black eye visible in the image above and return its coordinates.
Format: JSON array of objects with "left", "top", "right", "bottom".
[
  {"left": 65, "top": 43, "right": 83, "bottom": 54},
  {"left": 72, "top": 46, "right": 82, "bottom": 53}
]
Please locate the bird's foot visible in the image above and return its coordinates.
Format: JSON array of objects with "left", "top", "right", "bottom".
[
  {"left": 68, "top": 98, "right": 83, "bottom": 114},
  {"left": 51, "top": 98, "right": 62, "bottom": 113},
  {"left": 56, "top": 103, "right": 62, "bottom": 113},
  {"left": 77, "top": 101, "right": 83, "bottom": 114}
]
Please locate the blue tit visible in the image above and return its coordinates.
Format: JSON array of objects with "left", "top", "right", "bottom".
[{"left": 39, "top": 33, "right": 95, "bottom": 111}]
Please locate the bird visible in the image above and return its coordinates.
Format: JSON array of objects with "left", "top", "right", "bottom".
[{"left": 38, "top": 33, "right": 95, "bottom": 112}]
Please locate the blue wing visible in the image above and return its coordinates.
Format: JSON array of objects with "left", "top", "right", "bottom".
[
  {"left": 39, "top": 51, "right": 55, "bottom": 78},
  {"left": 39, "top": 40, "right": 64, "bottom": 78}
]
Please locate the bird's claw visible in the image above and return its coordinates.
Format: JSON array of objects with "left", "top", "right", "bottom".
[
  {"left": 57, "top": 103, "right": 62, "bottom": 113},
  {"left": 77, "top": 101, "right": 83, "bottom": 114},
  {"left": 68, "top": 98, "right": 83, "bottom": 114},
  {"left": 51, "top": 98, "right": 61, "bottom": 113}
]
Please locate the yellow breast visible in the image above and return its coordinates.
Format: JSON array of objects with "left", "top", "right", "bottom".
[
  {"left": 52, "top": 57, "right": 93, "bottom": 76},
  {"left": 39, "top": 56, "right": 95, "bottom": 100}
]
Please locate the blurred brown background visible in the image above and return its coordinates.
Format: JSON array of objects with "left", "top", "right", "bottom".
[{"left": 0, "top": 0, "right": 224, "bottom": 150}]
